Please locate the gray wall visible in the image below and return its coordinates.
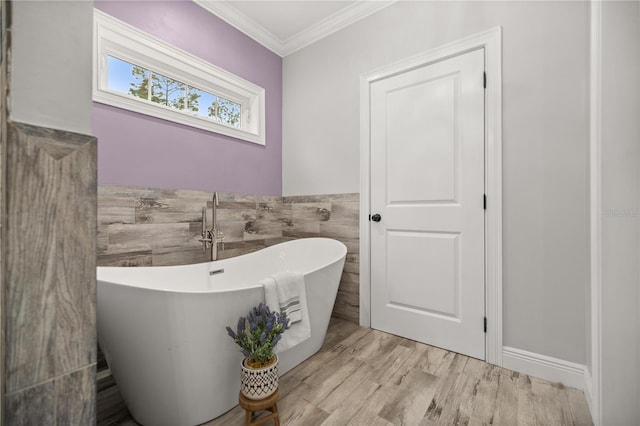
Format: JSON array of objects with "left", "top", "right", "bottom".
[
  {"left": 599, "top": 1, "right": 640, "bottom": 424},
  {"left": 11, "top": 1, "right": 93, "bottom": 135},
  {"left": 283, "top": 1, "right": 589, "bottom": 364}
]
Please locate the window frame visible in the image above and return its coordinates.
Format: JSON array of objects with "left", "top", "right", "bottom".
[{"left": 93, "top": 9, "right": 266, "bottom": 145}]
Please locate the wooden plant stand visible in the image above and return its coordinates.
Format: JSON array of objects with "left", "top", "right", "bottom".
[{"left": 238, "top": 387, "right": 281, "bottom": 426}]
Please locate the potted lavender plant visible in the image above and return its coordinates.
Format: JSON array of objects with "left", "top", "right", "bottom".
[{"left": 226, "top": 303, "right": 289, "bottom": 399}]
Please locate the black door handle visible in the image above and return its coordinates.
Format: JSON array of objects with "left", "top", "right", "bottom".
[{"left": 371, "top": 214, "right": 382, "bottom": 222}]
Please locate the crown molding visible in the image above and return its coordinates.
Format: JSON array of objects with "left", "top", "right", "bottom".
[
  {"left": 281, "top": 1, "right": 396, "bottom": 56},
  {"left": 194, "top": 0, "right": 396, "bottom": 57},
  {"left": 194, "top": 0, "right": 283, "bottom": 55}
]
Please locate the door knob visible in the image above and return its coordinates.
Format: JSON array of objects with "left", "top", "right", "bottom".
[{"left": 371, "top": 214, "right": 382, "bottom": 222}]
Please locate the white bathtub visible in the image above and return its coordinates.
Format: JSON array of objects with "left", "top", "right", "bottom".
[{"left": 97, "top": 237, "right": 347, "bottom": 426}]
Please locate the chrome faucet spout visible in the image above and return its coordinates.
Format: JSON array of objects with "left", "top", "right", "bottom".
[
  {"left": 212, "top": 192, "right": 218, "bottom": 257},
  {"left": 213, "top": 191, "right": 219, "bottom": 220},
  {"left": 201, "top": 192, "right": 223, "bottom": 261}
]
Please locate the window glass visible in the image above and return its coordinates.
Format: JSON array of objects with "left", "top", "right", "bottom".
[
  {"left": 150, "top": 73, "right": 185, "bottom": 110},
  {"left": 209, "top": 97, "right": 241, "bottom": 128},
  {"left": 189, "top": 87, "right": 216, "bottom": 119},
  {"left": 107, "top": 56, "right": 147, "bottom": 99},
  {"left": 107, "top": 55, "right": 241, "bottom": 127}
]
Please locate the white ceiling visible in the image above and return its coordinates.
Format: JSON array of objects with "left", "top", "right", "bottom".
[{"left": 194, "top": 0, "right": 396, "bottom": 57}]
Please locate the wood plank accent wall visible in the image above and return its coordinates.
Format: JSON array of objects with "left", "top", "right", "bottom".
[
  {"left": 97, "top": 185, "right": 360, "bottom": 324},
  {"left": 5, "top": 122, "right": 97, "bottom": 424},
  {"left": 282, "top": 194, "right": 360, "bottom": 324}
]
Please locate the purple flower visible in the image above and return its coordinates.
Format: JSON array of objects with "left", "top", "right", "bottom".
[
  {"left": 226, "top": 326, "right": 237, "bottom": 340},
  {"left": 252, "top": 305, "right": 261, "bottom": 318},
  {"left": 225, "top": 303, "right": 289, "bottom": 364},
  {"left": 261, "top": 303, "right": 270, "bottom": 317}
]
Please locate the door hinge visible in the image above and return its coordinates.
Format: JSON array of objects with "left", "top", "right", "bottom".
[
  {"left": 483, "top": 72, "right": 487, "bottom": 89},
  {"left": 483, "top": 194, "right": 487, "bottom": 210},
  {"left": 484, "top": 317, "right": 487, "bottom": 333}
]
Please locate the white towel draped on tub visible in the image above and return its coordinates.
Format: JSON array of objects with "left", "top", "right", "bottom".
[{"left": 259, "top": 271, "right": 311, "bottom": 352}]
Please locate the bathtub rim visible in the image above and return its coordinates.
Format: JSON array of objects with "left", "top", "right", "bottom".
[{"left": 97, "top": 237, "right": 348, "bottom": 295}]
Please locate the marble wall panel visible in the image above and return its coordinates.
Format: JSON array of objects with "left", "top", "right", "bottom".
[
  {"left": 1, "top": 7, "right": 6, "bottom": 422},
  {"left": 5, "top": 380, "right": 55, "bottom": 425},
  {"left": 5, "top": 122, "right": 97, "bottom": 423},
  {"left": 55, "top": 365, "right": 96, "bottom": 425},
  {"left": 6, "top": 364, "right": 96, "bottom": 426}
]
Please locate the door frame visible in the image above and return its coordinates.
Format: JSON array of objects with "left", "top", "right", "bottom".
[{"left": 359, "top": 27, "right": 503, "bottom": 365}]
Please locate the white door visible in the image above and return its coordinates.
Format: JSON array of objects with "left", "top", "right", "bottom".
[{"left": 370, "top": 48, "right": 485, "bottom": 360}]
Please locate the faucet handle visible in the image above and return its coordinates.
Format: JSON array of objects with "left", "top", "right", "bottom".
[{"left": 198, "top": 236, "right": 212, "bottom": 253}]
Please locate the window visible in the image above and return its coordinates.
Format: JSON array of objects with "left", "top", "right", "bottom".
[{"left": 93, "top": 10, "right": 265, "bottom": 145}]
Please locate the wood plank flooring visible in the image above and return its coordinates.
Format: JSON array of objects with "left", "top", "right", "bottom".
[{"left": 97, "top": 317, "right": 593, "bottom": 426}]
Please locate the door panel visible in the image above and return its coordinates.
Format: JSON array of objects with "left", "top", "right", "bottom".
[
  {"left": 386, "top": 231, "right": 460, "bottom": 317},
  {"left": 386, "top": 73, "right": 457, "bottom": 204},
  {"left": 370, "top": 48, "right": 485, "bottom": 359}
]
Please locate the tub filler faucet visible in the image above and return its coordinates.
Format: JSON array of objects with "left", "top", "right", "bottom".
[{"left": 199, "top": 192, "right": 224, "bottom": 261}]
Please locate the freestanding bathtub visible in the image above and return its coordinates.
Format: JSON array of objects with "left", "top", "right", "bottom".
[{"left": 97, "top": 237, "right": 347, "bottom": 426}]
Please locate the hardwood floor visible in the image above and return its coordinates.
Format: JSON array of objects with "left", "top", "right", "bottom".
[{"left": 97, "top": 317, "right": 593, "bottom": 425}]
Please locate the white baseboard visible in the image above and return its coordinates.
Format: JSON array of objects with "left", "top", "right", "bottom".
[{"left": 502, "top": 346, "right": 585, "bottom": 390}]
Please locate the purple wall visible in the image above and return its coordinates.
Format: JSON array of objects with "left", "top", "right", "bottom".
[{"left": 93, "top": 1, "right": 282, "bottom": 195}]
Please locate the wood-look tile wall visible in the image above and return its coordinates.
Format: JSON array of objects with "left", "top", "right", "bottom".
[
  {"left": 98, "top": 185, "right": 360, "bottom": 323},
  {"left": 282, "top": 194, "right": 360, "bottom": 323},
  {"left": 5, "top": 122, "right": 97, "bottom": 424}
]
